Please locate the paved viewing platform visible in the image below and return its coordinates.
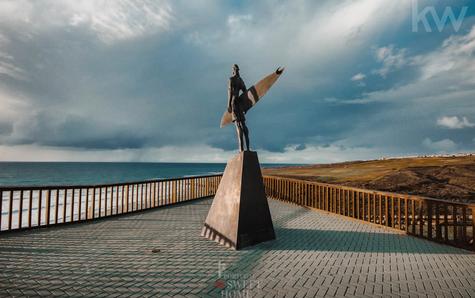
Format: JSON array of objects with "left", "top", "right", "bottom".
[{"left": 0, "top": 197, "right": 474, "bottom": 297}]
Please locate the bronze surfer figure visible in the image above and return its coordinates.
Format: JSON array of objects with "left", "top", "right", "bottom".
[{"left": 227, "top": 64, "right": 250, "bottom": 151}]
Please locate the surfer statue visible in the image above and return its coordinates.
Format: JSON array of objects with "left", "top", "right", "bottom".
[
  {"left": 202, "top": 65, "right": 284, "bottom": 250},
  {"left": 227, "top": 64, "right": 250, "bottom": 152}
]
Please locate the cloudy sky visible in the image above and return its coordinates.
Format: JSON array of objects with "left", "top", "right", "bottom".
[{"left": 0, "top": 0, "right": 474, "bottom": 163}]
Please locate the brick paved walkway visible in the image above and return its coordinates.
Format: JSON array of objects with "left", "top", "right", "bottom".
[{"left": 0, "top": 198, "right": 474, "bottom": 297}]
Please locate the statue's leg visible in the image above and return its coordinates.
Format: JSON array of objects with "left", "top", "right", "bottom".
[
  {"left": 242, "top": 122, "right": 250, "bottom": 151},
  {"left": 235, "top": 122, "right": 244, "bottom": 152}
]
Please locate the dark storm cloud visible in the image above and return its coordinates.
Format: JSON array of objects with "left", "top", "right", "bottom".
[
  {"left": 0, "top": 122, "right": 12, "bottom": 135},
  {"left": 9, "top": 112, "right": 148, "bottom": 149}
]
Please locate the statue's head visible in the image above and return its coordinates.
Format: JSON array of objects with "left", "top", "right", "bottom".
[{"left": 232, "top": 64, "right": 240, "bottom": 76}]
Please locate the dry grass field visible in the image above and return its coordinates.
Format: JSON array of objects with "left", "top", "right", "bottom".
[{"left": 263, "top": 155, "right": 475, "bottom": 203}]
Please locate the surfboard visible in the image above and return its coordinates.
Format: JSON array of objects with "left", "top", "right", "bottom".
[{"left": 220, "top": 67, "right": 284, "bottom": 128}]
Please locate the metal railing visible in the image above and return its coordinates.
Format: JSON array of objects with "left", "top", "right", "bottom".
[
  {"left": 0, "top": 174, "right": 222, "bottom": 232},
  {"left": 263, "top": 175, "right": 475, "bottom": 251}
]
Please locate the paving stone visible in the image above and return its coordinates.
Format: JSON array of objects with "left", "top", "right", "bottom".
[{"left": 0, "top": 198, "right": 474, "bottom": 297}]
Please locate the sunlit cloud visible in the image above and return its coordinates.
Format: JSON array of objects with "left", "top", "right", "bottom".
[
  {"left": 437, "top": 116, "right": 475, "bottom": 129},
  {"left": 373, "top": 45, "right": 408, "bottom": 78}
]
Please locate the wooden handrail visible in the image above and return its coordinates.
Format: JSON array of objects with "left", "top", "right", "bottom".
[
  {"left": 263, "top": 175, "right": 472, "bottom": 207},
  {"left": 0, "top": 174, "right": 222, "bottom": 233},
  {"left": 262, "top": 175, "right": 475, "bottom": 251},
  {"left": 0, "top": 174, "right": 222, "bottom": 191},
  {"left": 2, "top": 172, "right": 473, "bottom": 251}
]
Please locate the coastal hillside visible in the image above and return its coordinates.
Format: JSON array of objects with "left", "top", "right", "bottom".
[{"left": 263, "top": 155, "right": 475, "bottom": 203}]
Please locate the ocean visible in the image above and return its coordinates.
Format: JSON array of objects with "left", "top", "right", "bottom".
[
  {"left": 0, "top": 162, "right": 295, "bottom": 230},
  {"left": 0, "top": 162, "right": 293, "bottom": 187}
]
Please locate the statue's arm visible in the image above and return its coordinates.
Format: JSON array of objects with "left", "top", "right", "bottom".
[
  {"left": 241, "top": 78, "right": 247, "bottom": 94},
  {"left": 227, "top": 79, "right": 232, "bottom": 113}
]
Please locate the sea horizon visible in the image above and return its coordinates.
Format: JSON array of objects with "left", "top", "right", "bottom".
[{"left": 0, "top": 161, "right": 300, "bottom": 187}]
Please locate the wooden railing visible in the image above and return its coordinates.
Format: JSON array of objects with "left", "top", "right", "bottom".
[
  {"left": 263, "top": 176, "right": 475, "bottom": 251},
  {"left": 3, "top": 173, "right": 474, "bottom": 251},
  {"left": 0, "top": 174, "right": 222, "bottom": 233}
]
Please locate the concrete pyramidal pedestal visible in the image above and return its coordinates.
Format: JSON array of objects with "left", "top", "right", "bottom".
[{"left": 201, "top": 151, "right": 275, "bottom": 250}]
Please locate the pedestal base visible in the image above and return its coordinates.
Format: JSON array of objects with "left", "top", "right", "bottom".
[{"left": 201, "top": 151, "right": 275, "bottom": 250}]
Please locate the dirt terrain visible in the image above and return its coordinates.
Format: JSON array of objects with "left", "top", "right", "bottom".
[{"left": 263, "top": 155, "right": 475, "bottom": 203}]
